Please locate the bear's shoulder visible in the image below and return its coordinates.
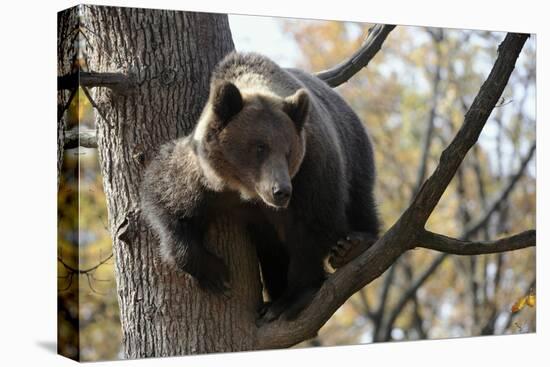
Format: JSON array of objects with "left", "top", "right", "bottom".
[
  {"left": 141, "top": 137, "right": 208, "bottom": 217},
  {"left": 211, "top": 52, "right": 301, "bottom": 99},
  {"left": 212, "top": 52, "right": 279, "bottom": 82}
]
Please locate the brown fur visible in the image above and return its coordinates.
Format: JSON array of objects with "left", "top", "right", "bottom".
[
  {"left": 140, "top": 52, "right": 379, "bottom": 321},
  {"left": 198, "top": 87, "right": 307, "bottom": 207}
]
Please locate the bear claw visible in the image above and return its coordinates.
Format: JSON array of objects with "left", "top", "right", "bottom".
[{"left": 329, "top": 232, "right": 377, "bottom": 269}]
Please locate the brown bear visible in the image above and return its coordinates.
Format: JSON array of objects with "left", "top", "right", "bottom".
[{"left": 140, "top": 52, "right": 379, "bottom": 323}]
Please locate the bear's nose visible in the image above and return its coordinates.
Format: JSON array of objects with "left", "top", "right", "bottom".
[{"left": 272, "top": 184, "right": 292, "bottom": 203}]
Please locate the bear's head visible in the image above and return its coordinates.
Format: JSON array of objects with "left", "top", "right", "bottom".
[{"left": 194, "top": 80, "right": 309, "bottom": 209}]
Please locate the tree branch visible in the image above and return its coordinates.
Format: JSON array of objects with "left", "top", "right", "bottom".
[
  {"left": 406, "top": 33, "right": 529, "bottom": 227},
  {"left": 315, "top": 24, "right": 396, "bottom": 87},
  {"left": 413, "top": 29, "right": 444, "bottom": 196},
  {"left": 255, "top": 32, "right": 530, "bottom": 350},
  {"left": 378, "top": 139, "right": 534, "bottom": 337},
  {"left": 63, "top": 128, "right": 98, "bottom": 149},
  {"left": 58, "top": 71, "right": 136, "bottom": 92},
  {"left": 417, "top": 229, "right": 535, "bottom": 255},
  {"left": 58, "top": 252, "right": 113, "bottom": 274},
  {"left": 463, "top": 142, "right": 535, "bottom": 238}
]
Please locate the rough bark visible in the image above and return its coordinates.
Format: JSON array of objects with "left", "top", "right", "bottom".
[
  {"left": 81, "top": 6, "right": 262, "bottom": 358},
  {"left": 57, "top": 7, "right": 78, "bottom": 188}
]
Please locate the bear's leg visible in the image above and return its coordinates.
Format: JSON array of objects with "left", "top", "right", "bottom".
[
  {"left": 328, "top": 231, "right": 378, "bottom": 269},
  {"left": 329, "top": 179, "right": 380, "bottom": 269},
  {"left": 259, "top": 226, "right": 327, "bottom": 323},
  {"left": 348, "top": 175, "right": 380, "bottom": 237},
  {"left": 247, "top": 224, "right": 289, "bottom": 302},
  {"left": 163, "top": 216, "right": 230, "bottom": 295}
]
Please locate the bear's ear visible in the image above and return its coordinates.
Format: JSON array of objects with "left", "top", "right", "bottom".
[
  {"left": 211, "top": 81, "right": 243, "bottom": 123},
  {"left": 283, "top": 89, "right": 309, "bottom": 131}
]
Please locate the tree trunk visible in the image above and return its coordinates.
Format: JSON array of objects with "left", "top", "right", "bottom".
[{"left": 81, "top": 6, "right": 262, "bottom": 358}]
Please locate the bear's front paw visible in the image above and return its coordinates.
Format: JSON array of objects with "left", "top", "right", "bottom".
[
  {"left": 190, "top": 251, "right": 231, "bottom": 297},
  {"left": 329, "top": 232, "right": 377, "bottom": 269},
  {"left": 256, "top": 301, "right": 272, "bottom": 320},
  {"left": 256, "top": 287, "right": 317, "bottom": 326},
  {"left": 256, "top": 300, "right": 287, "bottom": 326}
]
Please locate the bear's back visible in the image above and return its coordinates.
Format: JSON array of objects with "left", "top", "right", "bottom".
[
  {"left": 211, "top": 52, "right": 374, "bottom": 186},
  {"left": 212, "top": 52, "right": 302, "bottom": 99}
]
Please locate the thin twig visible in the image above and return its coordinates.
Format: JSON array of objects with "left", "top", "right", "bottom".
[
  {"left": 316, "top": 24, "right": 396, "bottom": 87},
  {"left": 57, "top": 253, "right": 113, "bottom": 274}
]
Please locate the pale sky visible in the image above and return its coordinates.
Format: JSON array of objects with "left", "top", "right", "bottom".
[{"left": 228, "top": 14, "right": 301, "bottom": 67}]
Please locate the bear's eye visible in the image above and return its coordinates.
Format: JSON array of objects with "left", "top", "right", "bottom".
[{"left": 255, "top": 142, "right": 268, "bottom": 159}]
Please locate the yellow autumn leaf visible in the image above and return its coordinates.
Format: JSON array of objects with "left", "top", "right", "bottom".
[
  {"left": 526, "top": 293, "right": 536, "bottom": 307},
  {"left": 511, "top": 296, "right": 527, "bottom": 313}
]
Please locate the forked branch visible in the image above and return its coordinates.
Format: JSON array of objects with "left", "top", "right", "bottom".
[{"left": 256, "top": 32, "right": 531, "bottom": 350}]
